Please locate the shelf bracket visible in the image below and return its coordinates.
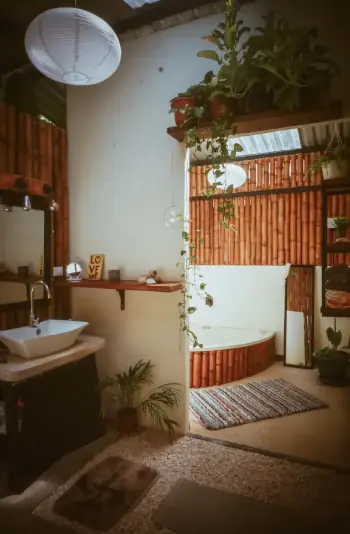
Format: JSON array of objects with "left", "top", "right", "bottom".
[{"left": 117, "top": 289, "right": 125, "bottom": 311}]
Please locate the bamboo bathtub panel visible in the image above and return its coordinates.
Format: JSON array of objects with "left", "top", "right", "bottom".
[{"left": 190, "top": 336, "right": 275, "bottom": 389}]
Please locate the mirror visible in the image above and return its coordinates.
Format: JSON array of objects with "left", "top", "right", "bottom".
[
  {"left": 0, "top": 206, "right": 45, "bottom": 304},
  {"left": 284, "top": 266, "right": 315, "bottom": 368}
]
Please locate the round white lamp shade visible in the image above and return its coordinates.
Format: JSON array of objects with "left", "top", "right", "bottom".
[
  {"left": 207, "top": 164, "right": 247, "bottom": 190},
  {"left": 25, "top": 8, "right": 122, "bottom": 86}
]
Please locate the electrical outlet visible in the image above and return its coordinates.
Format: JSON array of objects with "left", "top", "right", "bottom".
[{"left": 53, "top": 266, "right": 64, "bottom": 277}]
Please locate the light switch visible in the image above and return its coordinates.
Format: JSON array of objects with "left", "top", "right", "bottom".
[{"left": 53, "top": 266, "right": 64, "bottom": 277}]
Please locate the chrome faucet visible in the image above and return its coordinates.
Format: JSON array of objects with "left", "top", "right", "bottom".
[{"left": 30, "top": 281, "right": 52, "bottom": 327}]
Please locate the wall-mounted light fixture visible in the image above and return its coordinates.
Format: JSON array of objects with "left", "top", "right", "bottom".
[
  {"left": 23, "top": 195, "right": 31, "bottom": 211},
  {"left": 49, "top": 199, "right": 60, "bottom": 212}
]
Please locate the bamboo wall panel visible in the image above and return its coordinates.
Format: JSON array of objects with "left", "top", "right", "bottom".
[
  {"left": 0, "top": 102, "right": 55, "bottom": 191},
  {"left": 190, "top": 336, "right": 275, "bottom": 388},
  {"left": 189, "top": 152, "right": 348, "bottom": 266}
]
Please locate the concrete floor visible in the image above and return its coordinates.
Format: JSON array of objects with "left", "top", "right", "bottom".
[{"left": 190, "top": 362, "right": 350, "bottom": 471}]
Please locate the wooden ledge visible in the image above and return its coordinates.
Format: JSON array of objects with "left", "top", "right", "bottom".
[
  {"left": 57, "top": 279, "right": 184, "bottom": 292},
  {"left": 167, "top": 101, "right": 343, "bottom": 142}
]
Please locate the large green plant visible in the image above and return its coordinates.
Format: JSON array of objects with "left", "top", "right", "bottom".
[
  {"left": 100, "top": 360, "right": 181, "bottom": 436},
  {"left": 197, "top": 0, "right": 255, "bottom": 101},
  {"left": 244, "top": 11, "right": 339, "bottom": 110}
]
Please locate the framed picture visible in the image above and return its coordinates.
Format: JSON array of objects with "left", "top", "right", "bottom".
[{"left": 88, "top": 254, "right": 105, "bottom": 281}]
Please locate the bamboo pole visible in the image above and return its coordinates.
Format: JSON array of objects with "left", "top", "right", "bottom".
[
  {"left": 245, "top": 196, "right": 251, "bottom": 265},
  {"left": 272, "top": 193, "right": 278, "bottom": 265},
  {"left": 256, "top": 161, "right": 263, "bottom": 264},
  {"left": 276, "top": 157, "right": 284, "bottom": 264},
  {"left": 202, "top": 351, "right": 209, "bottom": 388},
  {"left": 216, "top": 350, "right": 223, "bottom": 385},
  {"left": 308, "top": 190, "right": 316, "bottom": 265},
  {"left": 315, "top": 190, "right": 322, "bottom": 265},
  {"left": 267, "top": 194, "right": 272, "bottom": 265},
  {"left": 190, "top": 352, "right": 194, "bottom": 388},
  {"left": 239, "top": 196, "right": 245, "bottom": 265},
  {"left": 190, "top": 167, "right": 197, "bottom": 197},
  {"left": 283, "top": 155, "right": 290, "bottom": 264},
  {"left": 209, "top": 351, "right": 216, "bottom": 386},
  {"left": 302, "top": 190, "right": 309, "bottom": 264},
  {"left": 346, "top": 194, "right": 350, "bottom": 264},
  {"left": 213, "top": 199, "right": 220, "bottom": 265},
  {"left": 228, "top": 349, "right": 234, "bottom": 382},
  {"left": 290, "top": 155, "right": 297, "bottom": 264},
  {"left": 222, "top": 350, "right": 228, "bottom": 384},
  {"left": 250, "top": 161, "right": 256, "bottom": 264},
  {"left": 204, "top": 200, "right": 210, "bottom": 265},
  {"left": 193, "top": 352, "right": 202, "bottom": 388},
  {"left": 235, "top": 198, "right": 240, "bottom": 265}
]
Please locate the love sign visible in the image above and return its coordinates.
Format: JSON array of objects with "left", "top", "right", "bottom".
[{"left": 88, "top": 254, "right": 105, "bottom": 280}]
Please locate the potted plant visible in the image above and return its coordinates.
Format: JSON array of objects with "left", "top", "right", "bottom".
[
  {"left": 243, "top": 11, "right": 339, "bottom": 111},
  {"left": 313, "top": 327, "right": 350, "bottom": 386},
  {"left": 197, "top": 0, "right": 255, "bottom": 119},
  {"left": 100, "top": 359, "right": 181, "bottom": 436},
  {"left": 332, "top": 217, "right": 350, "bottom": 242},
  {"left": 308, "top": 144, "right": 350, "bottom": 180},
  {"left": 170, "top": 84, "right": 209, "bottom": 126}
]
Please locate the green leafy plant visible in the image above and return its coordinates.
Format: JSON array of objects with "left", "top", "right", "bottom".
[
  {"left": 100, "top": 360, "right": 181, "bottom": 436},
  {"left": 308, "top": 144, "right": 350, "bottom": 175},
  {"left": 243, "top": 11, "right": 339, "bottom": 110},
  {"left": 315, "top": 327, "right": 342, "bottom": 357},
  {"left": 333, "top": 217, "right": 350, "bottom": 239}
]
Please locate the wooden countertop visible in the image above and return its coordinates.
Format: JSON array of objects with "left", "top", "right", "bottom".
[{"left": 0, "top": 335, "right": 105, "bottom": 383}]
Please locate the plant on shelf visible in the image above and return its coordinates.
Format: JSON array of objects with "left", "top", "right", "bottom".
[
  {"left": 100, "top": 360, "right": 181, "bottom": 436},
  {"left": 313, "top": 326, "right": 350, "bottom": 386},
  {"left": 332, "top": 217, "right": 350, "bottom": 243},
  {"left": 243, "top": 11, "right": 339, "bottom": 111}
]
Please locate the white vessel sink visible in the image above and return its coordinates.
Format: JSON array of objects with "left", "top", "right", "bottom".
[{"left": 0, "top": 320, "right": 89, "bottom": 359}]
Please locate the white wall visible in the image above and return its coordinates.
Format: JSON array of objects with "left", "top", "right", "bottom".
[
  {"left": 0, "top": 208, "right": 44, "bottom": 304},
  {"left": 189, "top": 266, "right": 350, "bottom": 355},
  {"left": 67, "top": 0, "right": 350, "bottom": 431}
]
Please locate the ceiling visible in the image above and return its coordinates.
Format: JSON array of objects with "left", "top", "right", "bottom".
[{"left": 0, "top": 0, "right": 225, "bottom": 76}]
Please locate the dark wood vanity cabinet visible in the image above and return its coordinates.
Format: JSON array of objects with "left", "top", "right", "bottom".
[{"left": 0, "top": 353, "right": 104, "bottom": 494}]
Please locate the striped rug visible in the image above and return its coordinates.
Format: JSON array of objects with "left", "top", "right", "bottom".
[{"left": 190, "top": 378, "right": 328, "bottom": 430}]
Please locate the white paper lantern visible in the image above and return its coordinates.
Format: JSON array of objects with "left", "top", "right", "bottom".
[
  {"left": 25, "top": 8, "right": 122, "bottom": 86},
  {"left": 207, "top": 164, "right": 247, "bottom": 189}
]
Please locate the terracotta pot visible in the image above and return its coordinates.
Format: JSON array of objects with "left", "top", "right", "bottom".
[
  {"left": 171, "top": 97, "right": 197, "bottom": 126},
  {"left": 116, "top": 407, "right": 139, "bottom": 434},
  {"left": 209, "top": 97, "right": 233, "bottom": 120}
]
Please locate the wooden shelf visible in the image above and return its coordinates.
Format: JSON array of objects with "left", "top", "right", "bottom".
[
  {"left": 54, "top": 279, "right": 184, "bottom": 310},
  {"left": 322, "top": 306, "right": 350, "bottom": 318},
  {"left": 167, "top": 101, "right": 343, "bottom": 142},
  {"left": 323, "top": 177, "right": 350, "bottom": 195},
  {"left": 0, "top": 274, "right": 41, "bottom": 285},
  {"left": 327, "top": 242, "right": 350, "bottom": 253}
]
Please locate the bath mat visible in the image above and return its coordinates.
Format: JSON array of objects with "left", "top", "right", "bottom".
[
  {"left": 153, "top": 478, "right": 331, "bottom": 534},
  {"left": 48, "top": 456, "right": 157, "bottom": 532},
  {"left": 190, "top": 378, "right": 328, "bottom": 430}
]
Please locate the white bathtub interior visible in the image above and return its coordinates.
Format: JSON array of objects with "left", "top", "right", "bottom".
[{"left": 190, "top": 326, "right": 274, "bottom": 352}]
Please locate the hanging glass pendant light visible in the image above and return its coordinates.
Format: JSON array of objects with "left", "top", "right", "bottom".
[
  {"left": 25, "top": 5, "right": 122, "bottom": 86},
  {"left": 164, "top": 201, "right": 181, "bottom": 229}
]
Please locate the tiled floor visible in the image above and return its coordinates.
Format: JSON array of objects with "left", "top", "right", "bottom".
[{"left": 190, "top": 362, "right": 350, "bottom": 471}]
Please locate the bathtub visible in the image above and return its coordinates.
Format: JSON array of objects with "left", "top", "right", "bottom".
[{"left": 189, "top": 326, "right": 275, "bottom": 389}]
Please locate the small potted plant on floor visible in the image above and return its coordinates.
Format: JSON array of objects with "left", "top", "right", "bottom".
[
  {"left": 313, "top": 327, "right": 350, "bottom": 386},
  {"left": 332, "top": 217, "right": 350, "bottom": 243},
  {"left": 100, "top": 359, "right": 181, "bottom": 436}
]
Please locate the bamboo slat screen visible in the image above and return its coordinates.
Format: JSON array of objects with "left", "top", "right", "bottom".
[{"left": 190, "top": 153, "right": 350, "bottom": 266}]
